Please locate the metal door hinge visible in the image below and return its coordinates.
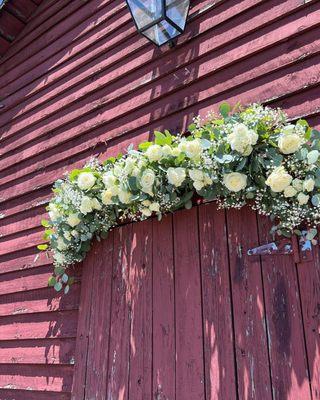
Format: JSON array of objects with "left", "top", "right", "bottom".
[
  {"left": 247, "top": 230, "right": 314, "bottom": 262},
  {"left": 247, "top": 241, "right": 293, "bottom": 256}
]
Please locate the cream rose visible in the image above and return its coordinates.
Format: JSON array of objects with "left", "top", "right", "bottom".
[
  {"left": 162, "top": 145, "right": 173, "bottom": 157},
  {"left": 140, "top": 169, "right": 155, "bottom": 190},
  {"left": 283, "top": 186, "right": 297, "bottom": 198},
  {"left": 167, "top": 167, "right": 186, "bottom": 187},
  {"left": 227, "top": 123, "right": 258, "bottom": 155},
  {"left": 223, "top": 172, "right": 247, "bottom": 192},
  {"left": 102, "top": 171, "right": 117, "bottom": 188},
  {"left": 67, "top": 213, "right": 81, "bottom": 227},
  {"left": 149, "top": 202, "right": 160, "bottom": 212},
  {"left": 91, "top": 198, "right": 101, "bottom": 211},
  {"left": 303, "top": 178, "right": 315, "bottom": 192},
  {"left": 78, "top": 172, "right": 96, "bottom": 190},
  {"left": 118, "top": 190, "right": 132, "bottom": 204},
  {"left": 80, "top": 196, "right": 94, "bottom": 214},
  {"left": 297, "top": 193, "right": 309, "bottom": 205},
  {"left": 184, "top": 139, "right": 202, "bottom": 159},
  {"left": 193, "top": 180, "right": 205, "bottom": 191},
  {"left": 266, "top": 166, "right": 292, "bottom": 192},
  {"left": 146, "top": 144, "right": 163, "bottom": 162},
  {"left": 189, "top": 169, "right": 204, "bottom": 182},
  {"left": 278, "top": 133, "right": 302, "bottom": 154},
  {"left": 101, "top": 189, "right": 113, "bottom": 205},
  {"left": 141, "top": 208, "right": 152, "bottom": 217}
]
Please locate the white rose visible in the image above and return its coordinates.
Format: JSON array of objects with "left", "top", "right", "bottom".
[
  {"left": 303, "top": 178, "right": 315, "bottom": 192},
  {"left": 124, "top": 157, "right": 136, "bottom": 175},
  {"left": 91, "top": 198, "right": 101, "bottom": 210},
  {"left": 223, "top": 172, "right": 247, "bottom": 192},
  {"left": 265, "top": 166, "right": 292, "bottom": 192},
  {"left": 48, "top": 204, "right": 61, "bottom": 221},
  {"left": 140, "top": 169, "right": 155, "bottom": 189},
  {"left": 189, "top": 169, "right": 204, "bottom": 181},
  {"left": 292, "top": 178, "right": 303, "bottom": 191},
  {"left": 101, "top": 189, "right": 113, "bottom": 205},
  {"left": 171, "top": 147, "right": 181, "bottom": 157},
  {"left": 203, "top": 174, "right": 213, "bottom": 185},
  {"left": 278, "top": 133, "right": 302, "bottom": 154},
  {"left": 146, "top": 145, "right": 163, "bottom": 162},
  {"left": 297, "top": 193, "right": 309, "bottom": 205},
  {"left": 141, "top": 208, "right": 152, "bottom": 217},
  {"left": 227, "top": 123, "right": 258, "bottom": 155},
  {"left": 78, "top": 172, "right": 96, "bottom": 190},
  {"left": 162, "top": 145, "right": 173, "bottom": 157},
  {"left": 149, "top": 202, "right": 160, "bottom": 212},
  {"left": 283, "top": 186, "right": 297, "bottom": 198},
  {"left": 102, "top": 171, "right": 117, "bottom": 188},
  {"left": 118, "top": 190, "right": 132, "bottom": 204},
  {"left": 167, "top": 167, "right": 186, "bottom": 187},
  {"left": 67, "top": 213, "right": 81, "bottom": 227},
  {"left": 193, "top": 180, "right": 205, "bottom": 191},
  {"left": 80, "top": 196, "right": 94, "bottom": 214},
  {"left": 57, "top": 237, "right": 68, "bottom": 251},
  {"left": 113, "top": 165, "right": 123, "bottom": 177},
  {"left": 110, "top": 185, "right": 119, "bottom": 196},
  {"left": 185, "top": 139, "right": 202, "bottom": 159},
  {"left": 142, "top": 200, "right": 151, "bottom": 206}
]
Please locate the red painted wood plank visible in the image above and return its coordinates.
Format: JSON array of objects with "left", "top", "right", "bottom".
[
  {"left": 0, "top": 11, "right": 25, "bottom": 42},
  {"left": 0, "top": 310, "right": 78, "bottom": 340},
  {"left": 1, "top": 0, "right": 315, "bottom": 165},
  {"left": 85, "top": 234, "right": 114, "bottom": 400},
  {"left": 0, "top": 388, "right": 70, "bottom": 400},
  {"left": 152, "top": 215, "right": 175, "bottom": 400},
  {"left": 0, "top": 0, "right": 125, "bottom": 92},
  {"left": 2, "top": 26, "right": 320, "bottom": 195},
  {"left": 0, "top": 265, "right": 56, "bottom": 295},
  {"left": 0, "top": 364, "right": 73, "bottom": 392},
  {"left": 0, "top": 0, "right": 257, "bottom": 129},
  {"left": 198, "top": 202, "right": 237, "bottom": 399},
  {"left": 71, "top": 258, "right": 94, "bottom": 400},
  {"left": 0, "top": 284, "right": 80, "bottom": 316},
  {"left": 226, "top": 206, "right": 272, "bottom": 399},
  {"left": 0, "top": 249, "right": 53, "bottom": 275},
  {"left": 173, "top": 207, "right": 205, "bottom": 399},
  {"left": 128, "top": 219, "right": 153, "bottom": 400},
  {"left": 0, "top": 338, "right": 76, "bottom": 364},
  {"left": 257, "top": 215, "right": 312, "bottom": 399},
  {"left": 5, "top": 0, "right": 38, "bottom": 23},
  {"left": 106, "top": 224, "right": 132, "bottom": 400},
  {"left": 295, "top": 236, "right": 320, "bottom": 399}
]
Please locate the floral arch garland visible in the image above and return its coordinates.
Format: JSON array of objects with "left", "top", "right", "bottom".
[{"left": 39, "top": 103, "right": 320, "bottom": 293}]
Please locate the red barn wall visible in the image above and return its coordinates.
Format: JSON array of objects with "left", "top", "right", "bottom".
[{"left": 0, "top": 0, "right": 319, "bottom": 398}]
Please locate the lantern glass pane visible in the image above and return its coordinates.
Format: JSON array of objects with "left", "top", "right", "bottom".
[
  {"left": 127, "top": 0, "right": 163, "bottom": 29},
  {"left": 166, "top": 0, "right": 189, "bottom": 29},
  {"left": 143, "top": 19, "right": 180, "bottom": 46}
]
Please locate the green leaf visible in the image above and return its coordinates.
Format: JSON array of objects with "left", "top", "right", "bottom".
[
  {"left": 54, "top": 266, "right": 65, "bottom": 276},
  {"left": 37, "top": 244, "right": 48, "bottom": 251},
  {"left": 62, "top": 273, "right": 69, "bottom": 283},
  {"left": 54, "top": 281, "right": 62, "bottom": 292},
  {"left": 43, "top": 229, "right": 54, "bottom": 240},
  {"left": 188, "top": 123, "right": 197, "bottom": 132},
  {"left": 41, "top": 219, "right": 50, "bottom": 228},
  {"left": 311, "top": 194, "right": 320, "bottom": 207},
  {"left": 185, "top": 200, "right": 193, "bottom": 210},
  {"left": 154, "top": 131, "right": 167, "bottom": 145},
  {"left": 128, "top": 176, "right": 138, "bottom": 192},
  {"left": 219, "top": 102, "right": 231, "bottom": 118},
  {"left": 307, "top": 150, "right": 319, "bottom": 165},
  {"left": 48, "top": 276, "right": 56, "bottom": 287},
  {"left": 138, "top": 141, "right": 153, "bottom": 152},
  {"left": 64, "top": 285, "right": 70, "bottom": 295}
]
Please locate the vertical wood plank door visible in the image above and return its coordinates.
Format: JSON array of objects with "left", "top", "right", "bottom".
[{"left": 72, "top": 204, "right": 319, "bottom": 400}]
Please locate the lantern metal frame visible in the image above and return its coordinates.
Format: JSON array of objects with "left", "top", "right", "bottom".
[{"left": 125, "top": 0, "right": 190, "bottom": 47}]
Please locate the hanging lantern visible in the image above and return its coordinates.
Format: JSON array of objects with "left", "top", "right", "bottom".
[{"left": 126, "top": 0, "right": 190, "bottom": 47}]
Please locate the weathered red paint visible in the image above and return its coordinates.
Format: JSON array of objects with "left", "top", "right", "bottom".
[{"left": 0, "top": 0, "right": 319, "bottom": 398}]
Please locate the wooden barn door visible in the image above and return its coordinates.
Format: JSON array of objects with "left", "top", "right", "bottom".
[{"left": 71, "top": 203, "right": 319, "bottom": 400}]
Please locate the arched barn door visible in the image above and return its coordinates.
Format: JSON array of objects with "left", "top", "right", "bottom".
[{"left": 71, "top": 203, "right": 320, "bottom": 400}]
